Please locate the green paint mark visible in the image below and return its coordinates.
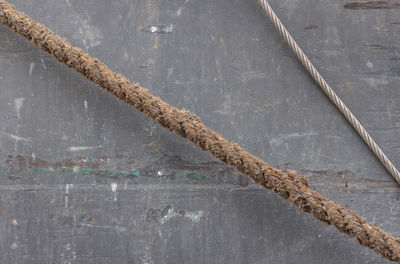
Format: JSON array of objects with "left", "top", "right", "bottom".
[
  {"left": 35, "top": 168, "right": 52, "bottom": 174},
  {"left": 79, "top": 169, "right": 93, "bottom": 174},
  {"left": 175, "top": 172, "right": 207, "bottom": 180},
  {"left": 191, "top": 174, "right": 203, "bottom": 180},
  {"left": 32, "top": 165, "right": 206, "bottom": 181},
  {"left": 33, "top": 166, "right": 140, "bottom": 178},
  {"left": 175, "top": 172, "right": 184, "bottom": 179}
]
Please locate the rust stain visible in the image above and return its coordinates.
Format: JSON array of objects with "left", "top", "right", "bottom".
[{"left": 344, "top": 1, "right": 400, "bottom": 9}]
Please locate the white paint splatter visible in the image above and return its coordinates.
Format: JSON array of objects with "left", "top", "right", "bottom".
[
  {"left": 111, "top": 182, "right": 118, "bottom": 201},
  {"left": 176, "top": 7, "right": 183, "bottom": 16},
  {"left": 65, "top": 184, "right": 72, "bottom": 208},
  {"left": 11, "top": 242, "right": 18, "bottom": 249},
  {"left": 150, "top": 26, "right": 158, "bottom": 33},
  {"left": 65, "top": 184, "right": 72, "bottom": 194},
  {"left": 84, "top": 100, "right": 88, "bottom": 110},
  {"left": 115, "top": 225, "right": 126, "bottom": 232},
  {"left": 72, "top": 166, "right": 80, "bottom": 173},
  {"left": 111, "top": 182, "right": 118, "bottom": 192},
  {"left": 67, "top": 145, "right": 102, "bottom": 152},
  {"left": 124, "top": 180, "right": 128, "bottom": 190},
  {"left": 80, "top": 223, "right": 126, "bottom": 232},
  {"left": 160, "top": 207, "right": 177, "bottom": 224},
  {"left": 165, "top": 24, "right": 174, "bottom": 33},
  {"left": 65, "top": 243, "right": 72, "bottom": 251},
  {"left": 366, "top": 61, "right": 373, "bottom": 70},
  {"left": 0, "top": 132, "right": 30, "bottom": 142},
  {"left": 159, "top": 207, "right": 206, "bottom": 224},
  {"left": 14, "top": 97, "right": 25, "bottom": 118},
  {"left": 29, "top": 62, "right": 35, "bottom": 75},
  {"left": 184, "top": 210, "right": 205, "bottom": 223}
]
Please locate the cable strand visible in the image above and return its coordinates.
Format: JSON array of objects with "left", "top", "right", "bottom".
[{"left": 258, "top": 0, "right": 400, "bottom": 184}]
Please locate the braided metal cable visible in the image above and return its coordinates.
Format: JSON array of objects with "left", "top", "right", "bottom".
[{"left": 258, "top": 0, "right": 400, "bottom": 184}]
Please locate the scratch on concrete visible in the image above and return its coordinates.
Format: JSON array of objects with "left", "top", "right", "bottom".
[
  {"left": 67, "top": 145, "right": 102, "bottom": 152},
  {"left": 40, "top": 58, "right": 47, "bottom": 69},
  {"left": 80, "top": 223, "right": 126, "bottom": 232},
  {"left": 344, "top": 1, "right": 400, "bottom": 9},
  {"left": 28, "top": 62, "right": 35, "bottom": 75},
  {"left": 0, "top": 132, "right": 30, "bottom": 142},
  {"left": 270, "top": 132, "right": 318, "bottom": 146}
]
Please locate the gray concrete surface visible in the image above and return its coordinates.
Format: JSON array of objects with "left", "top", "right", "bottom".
[{"left": 1, "top": 0, "right": 400, "bottom": 263}]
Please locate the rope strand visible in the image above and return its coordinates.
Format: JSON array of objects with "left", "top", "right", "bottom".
[
  {"left": 258, "top": 0, "right": 400, "bottom": 184},
  {"left": 1, "top": 0, "right": 400, "bottom": 261}
]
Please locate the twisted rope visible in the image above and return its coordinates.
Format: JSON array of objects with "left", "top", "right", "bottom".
[
  {"left": 258, "top": 0, "right": 400, "bottom": 184},
  {"left": 1, "top": 0, "right": 400, "bottom": 261}
]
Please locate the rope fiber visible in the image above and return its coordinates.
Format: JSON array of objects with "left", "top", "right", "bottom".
[
  {"left": 258, "top": 0, "right": 400, "bottom": 185},
  {"left": 1, "top": 0, "right": 400, "bottom": 261}
]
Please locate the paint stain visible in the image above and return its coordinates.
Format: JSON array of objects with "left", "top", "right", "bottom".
[
  {"left": 146, "top": 205, "right": 206, "bottom": 224},
  {"left": 176, "top": 7, "right": 183, "bottom": 16},
  {"left": 111, "top": 182, "right": 118, "bottom": 192},
  {"left": 140, "top": 25, "right": 174, "bottom": 34},
  {"left": 304, "top": 24, "right": 318, "bottom": 30},
  {"left": 67, "top": 145, "right": 102, "bottom": 152},
  {"left": 2, "top": 154, "right": 247, "bottom": 186},
  {"left": 14, "top": 97, "right": 25, "bottom": 118},
  {"left": 34, "top": 167, "right": 140, "bottom": 177},
  {"left": 344, "top": 1, "right": 400, "bottom": 9},
  {"left": 55, "top": 214, "right": 94, "bottom": 229},
  {"left": 191, "top": 174, "right": 202, "bottom": 180},
  {"left": 11, "top": 242, "right": 18, "bottom": 249},
  {"left": 65, "top": 184, "right": 72, "bottom": 208},
  {"left": 111, "top": 182, "right": 118, "bottom": 201}
]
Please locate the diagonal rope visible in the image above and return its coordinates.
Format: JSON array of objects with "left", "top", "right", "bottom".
[
  {"left": 258, "top": 0, "right": 400, "bottom": 185},
  {"left": 1, "top": 0, "right": 400, "bottom": 261}
]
